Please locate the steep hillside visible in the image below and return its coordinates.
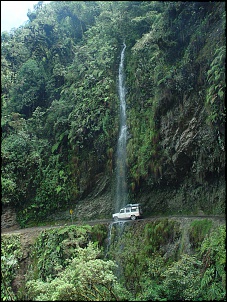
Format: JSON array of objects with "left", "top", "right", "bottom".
[
  {"left": 1, "top": 218, "right": 226, "bottom": 300},
  {"left": 1, "top": 1, "right": 225, "bottom": 227},
  {"left": 125, "top": 2, "right": 226, "bottom": 216}
]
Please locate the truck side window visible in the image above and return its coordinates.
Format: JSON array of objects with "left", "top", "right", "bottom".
[{"left": 126, "top": 208, "right": 130, "bottom": 212}]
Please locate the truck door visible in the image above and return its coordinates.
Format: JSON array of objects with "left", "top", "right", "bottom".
[
  {"left": 118, "top": 208, "right": 125, "bottom": 219},
  {"left": 125, "top": 207, "right": 131, "bottom": 219}
]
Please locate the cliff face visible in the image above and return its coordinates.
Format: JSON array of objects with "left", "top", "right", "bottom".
[
  {"left": 134, "top": 94, "right": 225, "bottom": 216},
  {"left": 1, "top": 2, "right": 225, "bottom": 226},
  {"left": 76, "top": 2, "right": 225, "bottom": 219},
  {"left": 113, "top": 2, "right": 226, "bottom": 216}
]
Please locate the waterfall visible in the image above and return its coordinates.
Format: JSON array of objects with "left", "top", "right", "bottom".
[
  {"left": 105, "top": 221, "right": 126, "bottom": 263},
  {"left": 115, "top": 43, "right": 127, "bottom": 213},
  {"left": 105, "top": 43, "right": 127, "bottom": 268},
  {"left": 105, "top": 221, "right": 115, "bottom": 257}
]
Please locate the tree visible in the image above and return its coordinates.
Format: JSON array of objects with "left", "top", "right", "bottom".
[
  {"left": 10, "top": 59, "right": 47, "bottom": 117},
  {"left": 161, "top": 254, "right": 202, "bottom": 300},
  {"left": 26, "top": 242, "right": 129, "bottom": 301},
  {"left": 199, "top": 225, "right": 226, "bottom": 301}
]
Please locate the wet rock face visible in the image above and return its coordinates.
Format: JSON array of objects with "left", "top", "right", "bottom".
[
  {"left": 171, "top": 117, "right": 197, "bottom": 176},
  {"left": 1, "top": 206, "right": 20, "bottom": 230},
  {"left": 173, "top": 117, "right": 197, "bottom": 157},
  {"left": 159, "top": 89, "right": 223, "bottom": 182},
  {"left": 158, "top": 95, "right": 199, "bottom": 181},
  {"left": 137, "top": 88, "right": 225, "bottom": 215}
]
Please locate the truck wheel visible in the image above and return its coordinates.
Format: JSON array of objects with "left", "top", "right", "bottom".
[{"left": 131, "top": 215, "right": 136, "bottom": 220}]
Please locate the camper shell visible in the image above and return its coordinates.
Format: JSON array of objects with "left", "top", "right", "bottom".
[{"left": 112, "top": 203, "right": 142, "bottom": 221}]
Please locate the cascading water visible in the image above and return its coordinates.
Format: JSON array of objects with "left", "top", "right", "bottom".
[
  {"left": 115, "top": 42, "right": 127, "bottom": 213},
  {"left": 105, "top": 221, "right": 126, "bottom": 260},
  {"left": 105, "top": 43, "right": 127, "bottom": 259}
]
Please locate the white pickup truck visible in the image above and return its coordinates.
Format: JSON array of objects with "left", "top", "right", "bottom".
[{"left": 112, "top": 203, "right": 142, "bottom": 221}]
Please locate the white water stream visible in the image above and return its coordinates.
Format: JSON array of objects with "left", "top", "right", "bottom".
[
  {"left": 115, "top": 43, "right": 127, "bottom": 213},
  {"left": 106, "top": 43, "right": 128, "bottom": 258}
]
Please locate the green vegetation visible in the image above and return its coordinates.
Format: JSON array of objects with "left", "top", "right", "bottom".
[
  {"left": 1, "top": 2, "right": 226, "bottom": 299},
  {"left": 26, "top": 242, "right": 127, "bottom": 301},
  {"left": 1, "top": 221, "right": 225, "bottom": 301},
  {"left": 106, "top": 220, "right": 226, "bottom": 301},
  {"left": 1, "top": 235, "right": 23, "bottom": 301},
  {"left": 144, "top": 219, "right": 180, "bottom": 254},
  {"left": 199, "top": 225, "right": 226, "bottom": 301},
  {"left": 189, "top": 218, "right": 213, "bottom": 250},
  {"left": 1, "top": 1, "right": 225, "bottom": 224}
]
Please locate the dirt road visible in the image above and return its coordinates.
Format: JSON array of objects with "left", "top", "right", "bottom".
[{"left": 1, "top": 215, "right": 225, "bottom": 236}]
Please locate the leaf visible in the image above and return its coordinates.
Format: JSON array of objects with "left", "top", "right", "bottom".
[
  {"left": 217, "top": 89, "right": 224, "bottom": 99},
  {"left": 51, "top": 142, "right": 60, "bottom": 153},
  {"left": 56, "top": 185, "right": 62, "bottom": 194}
]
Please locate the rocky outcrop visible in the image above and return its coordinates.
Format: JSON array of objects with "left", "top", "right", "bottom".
[
  {"left": 172, "top": 117, "right": 197, "bottom": 170},
  {"left": 47, "top": 173, "right": 114, "bottom": 222},
  {"left": 1, "top": 206, "right": 20, "bottom": 230}
]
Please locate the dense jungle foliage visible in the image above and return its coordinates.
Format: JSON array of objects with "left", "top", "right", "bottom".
[
  {"left": 1, "top": 3, "right": 226, "bottom": 300},
  {"left": 1, "top": 1, "right": 226, "bottom": 223},
  {"left": 1, "top": 220, "right": 226, "bottom": 300}
]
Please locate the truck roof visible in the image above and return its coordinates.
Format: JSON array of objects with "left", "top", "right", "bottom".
[{"left": 124, "top": 203, "right": 140, "bottom": 207}]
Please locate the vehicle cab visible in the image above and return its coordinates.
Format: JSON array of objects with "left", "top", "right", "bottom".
[{"left": 112, "top": 203, "right": 142, "bottom": 221}]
